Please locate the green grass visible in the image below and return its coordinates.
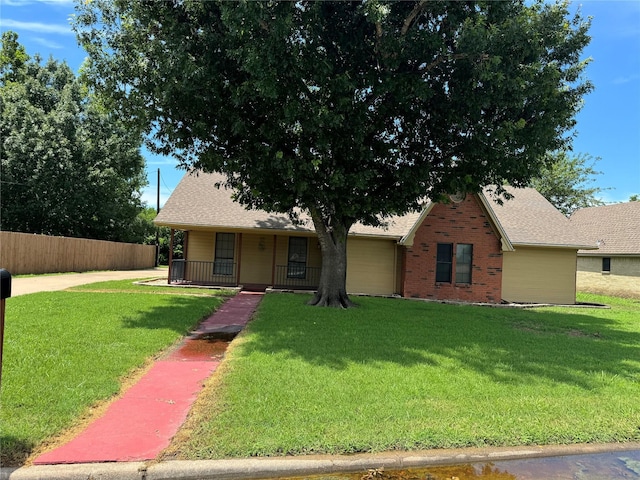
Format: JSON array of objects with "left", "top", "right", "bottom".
[
  {"left": 175, "top": 292, "right": 640, "bottom": 459},
  {"left": 0, "top": 283, "right": 229, "bottom": 465}
]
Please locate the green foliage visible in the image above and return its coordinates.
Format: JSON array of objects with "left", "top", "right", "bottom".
[
  {"left": 629, "top": 194, "right": 639, "bottom": 202},
  {"left": 137, "top": 206, "right": 184, "bottom": 264},
  {"left": 175, "top": 293, "right": 640, "bottom": 458},
  {"left": 74, "top": 1, "right": 592, "bottom": 303},
  {"left": 530, "top": 151, "right": 608, "bottom": 215},
  {"left": 0, "top": 32, "right": 147, "bottom": 242},
  {"left": 0, "top": 287, "right": 224, "bottom": 466}
]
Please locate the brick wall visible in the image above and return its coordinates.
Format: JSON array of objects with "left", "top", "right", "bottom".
[{"left": 402, "top": 195, "right": 503, "bottom": 303}]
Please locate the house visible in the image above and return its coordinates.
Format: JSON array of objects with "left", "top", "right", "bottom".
[
  {"left": 570, "top": 202, "right": 640, "bottom": 295},
  {"left": 154, "top": 172, "right": 596, "bottom": 304}
]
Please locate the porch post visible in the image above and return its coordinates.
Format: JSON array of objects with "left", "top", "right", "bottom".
[
  {"left": 271, "top": 235, "right": 277, "bottom": 287},
  {"left": 236, "top": 233, "right": 242, "bottom": 287},
  {"left": 167, "top": 228, "right": 175, "bottom": 284}
]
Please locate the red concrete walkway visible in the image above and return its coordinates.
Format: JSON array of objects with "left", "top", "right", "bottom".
[{"left": 33, "top": 292, "right": 263, "bottom": 465}]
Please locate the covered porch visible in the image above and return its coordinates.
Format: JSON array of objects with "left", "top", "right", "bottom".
[
  {"left": 166, "top": 229, "right": 323, "bottom": 291},
  {"left": 165, "top": 227, "right": 402, "bottom": 296},
  {"left": 169, "top": 259, "right": 321, "bottom": 291}
]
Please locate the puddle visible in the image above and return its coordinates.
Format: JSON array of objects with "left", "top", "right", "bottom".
[
  {"left": 165, "top": 337, "right": 230, "bottom": 361},
  {"left": 280, "top": 450, "right": 640, "bottom": 480}
]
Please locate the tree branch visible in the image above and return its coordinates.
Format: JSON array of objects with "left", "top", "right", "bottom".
[
  {"left": 421, "top": 52, "right": 489, "bottom": 74},
  {"left": 401, "top": 0, "right": 428, "bottom": 36}
]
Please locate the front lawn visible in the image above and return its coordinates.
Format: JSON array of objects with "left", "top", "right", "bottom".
[
  {"left": 171, "top": 292, "right": 640, "bottom": 459},
  {"left": 0, "top": 282, "right": 229, "bottom": 466}
]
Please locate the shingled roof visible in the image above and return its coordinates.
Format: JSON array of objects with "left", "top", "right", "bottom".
[
  {"left": 155, "top": 171, "right": 595, "bottom": 249},
  {"left": 484, "top": 186, "right": 596, "bottom": 249},
  {"left": 570, "top": 202, "right": 640, "bottom": 255},
  {"left": 154, "top": 171, "right": 416, "bottom": 238}
]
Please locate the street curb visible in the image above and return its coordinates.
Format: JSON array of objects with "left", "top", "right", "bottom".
[{"left": 3, "top": 442, "right": 639, "bottom": 480}]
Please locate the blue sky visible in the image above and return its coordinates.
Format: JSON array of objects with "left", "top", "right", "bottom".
[{"left": 2, "top": 0, "right": 639, "bottom": 207}]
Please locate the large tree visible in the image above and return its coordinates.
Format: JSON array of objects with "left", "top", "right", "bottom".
[
  {"left": 75, "top": 0, "right": 591, "bottom": 306},
  {"left": 0, "top": 32, "right": 147, "bottom": 242},
  {"left": 530, "top": 151, "right": 607, "bottom": 215}
]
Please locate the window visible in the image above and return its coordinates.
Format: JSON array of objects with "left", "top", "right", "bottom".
[
  {"left": 456, "top": 244, "right": 473, "bottom": 284},
  {"left": 602, "top": 257, "right": 611, "bottom": 273},
  {"left": 214, "top": 233, "right": 235, "bottom": 275},
  {"left": 287, "top": 237, "right": 308, "bottom": 279},
  {"left": 435, "top": 243, "right": 453, "bottom": 283}
]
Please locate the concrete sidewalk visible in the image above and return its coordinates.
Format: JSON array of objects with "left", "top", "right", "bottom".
[{"left": 8, "top": 268, "right": 166, "bottom": 296}]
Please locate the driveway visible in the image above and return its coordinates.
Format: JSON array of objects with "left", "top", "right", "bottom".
[{"left": 8, "top": 268, "right": 166, "bottom": 297}]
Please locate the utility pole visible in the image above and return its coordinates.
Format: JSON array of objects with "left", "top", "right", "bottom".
[{"left": 156, "top": 168, "right": 160, "bottom": 267}]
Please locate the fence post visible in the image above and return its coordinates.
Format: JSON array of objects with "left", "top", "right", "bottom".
[{"left": 1, "top": 269, "right": 12, "bottom": 387}]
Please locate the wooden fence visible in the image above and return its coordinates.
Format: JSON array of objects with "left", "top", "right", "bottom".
[{"left": 0, "top": 231, "right": 156, "bottom": 275}]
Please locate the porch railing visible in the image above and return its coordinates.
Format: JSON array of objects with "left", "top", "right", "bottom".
[
  {"left": 273, "top": 265, "right": 321, "bottom": 290},
  {"left": 169, "top": 260, "right": 320, "bottom": 290},
  {"left": 170, "top": 259, "right": 238, "bottom": 286}
]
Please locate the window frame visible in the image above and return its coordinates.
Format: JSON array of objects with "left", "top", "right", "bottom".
[
  {"left": 287, "top": 237, "right": 308, "bottom": 279},
  {"left": 213, "top": 232, "right": 235, "bottom": 275},
  {"left": 435, "top": 243, "right": 453, "bottom": 283},
  {"left": 602, "top": 257, "right": 611, "bottom": 273},
  {"left": 455, "top": 243, "right": 473, "bottom": 284}
]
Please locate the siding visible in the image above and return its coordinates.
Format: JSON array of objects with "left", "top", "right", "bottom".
[
  {"left": 577, "top": 256, "right": 602, "bottom": 273},
  {"left": 187, "top": 231, "right": 214, "bottom": 262},
  {"left": 346, "top": 237, "right": 398, "bottom": 295},
  {"left": 502, "top": 247, "right": 577, "bottom": 304},
  {"left": 239, "top": 233, "right": 273, "bottom": 285},
  {"left": 577, "top": 255, "right": 640, "bottom": 277}
]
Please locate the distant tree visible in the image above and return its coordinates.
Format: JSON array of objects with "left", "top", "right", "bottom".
[
  {"left": 0, "top": 31, "right": 147, "bottom": 242},
  {"left": 137, "top": 206, "right": 184, "bottom": 264},
  {"left": 629, "top": 195, "right": 639, "bottom": 202},
  {"left": 75, "top": 1, "right": 592, "bottom": 306},
  {"left": 529, "top": 151, "right": 608, "bottom": 215}
]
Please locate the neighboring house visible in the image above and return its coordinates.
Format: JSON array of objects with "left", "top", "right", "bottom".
[
  {"left": 155, "top": 172, "right": 596, "bottom": 304},
  {"left": 570, "top": 202, "right": 640, "bottom": 294}
]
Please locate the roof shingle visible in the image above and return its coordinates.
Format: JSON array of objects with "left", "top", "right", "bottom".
[
  {"left": 570, "top": 202, "right": 640, "bottom": 255},
  {"left": 155, "top": 171, "right": 595, "bottom": 249},
  {"left": 484, "top": 186, "right": 595, "bottom": 248}
]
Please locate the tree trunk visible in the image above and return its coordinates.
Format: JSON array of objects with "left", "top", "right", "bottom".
[{"left": 307, "top": 208, "right": 356, "bottom": 308}]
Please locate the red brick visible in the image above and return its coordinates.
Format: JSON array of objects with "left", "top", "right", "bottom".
[{"left": 402, "top": 195, "right": 503, "bottom": 303}]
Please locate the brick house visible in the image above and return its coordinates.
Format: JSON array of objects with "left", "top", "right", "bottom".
[
  {"left": 570, "top": 201, "right": 640, "bottom": 295},
  {"left": 155, "top": 172, "right": 596, "bottom": 304}
]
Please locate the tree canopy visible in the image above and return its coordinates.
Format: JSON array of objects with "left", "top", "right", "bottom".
[
  {"left": 0, "top": 31, "right": 147, "bottom": 243},
  {"left": 530, "top": 151, "right": 607, "bottom": 215},
  {"left": 75, "top": 0, "right": 592, "bottom": 306}
]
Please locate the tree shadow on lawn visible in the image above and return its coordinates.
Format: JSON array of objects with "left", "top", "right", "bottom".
[
  {"left": 243, "top": 294, "right": 640, "bottom": 391},
  {"left": 0, "top": 435, "right": 35, "bottom": 467},
  {"left": 0, "top": 293, "right": 226, "bottom": 467},
  {"left": 117, "top": 295, "right": 226, "bottom": 334}
]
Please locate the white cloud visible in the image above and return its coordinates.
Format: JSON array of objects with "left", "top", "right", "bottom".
[
  {"left": 1, "top": 19, "right": 73, "bottom": 35},
  {"left": 612, "top": 73, "right": 640, "bottom": 85},
  {"left": 141, "top": 187, "right": 170, "bottom": 209},
  {"left": 0, "top": 0, "right": 30, "bottom": 5},
  {"left": 146, "top": 158, "right": 179, "bottom": 167},
  {"left": 32, "top": 36, "right": 63, "bottom": 49},
  {"left": 0, "top": 0, "right": 73, "bottom": 5}
]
